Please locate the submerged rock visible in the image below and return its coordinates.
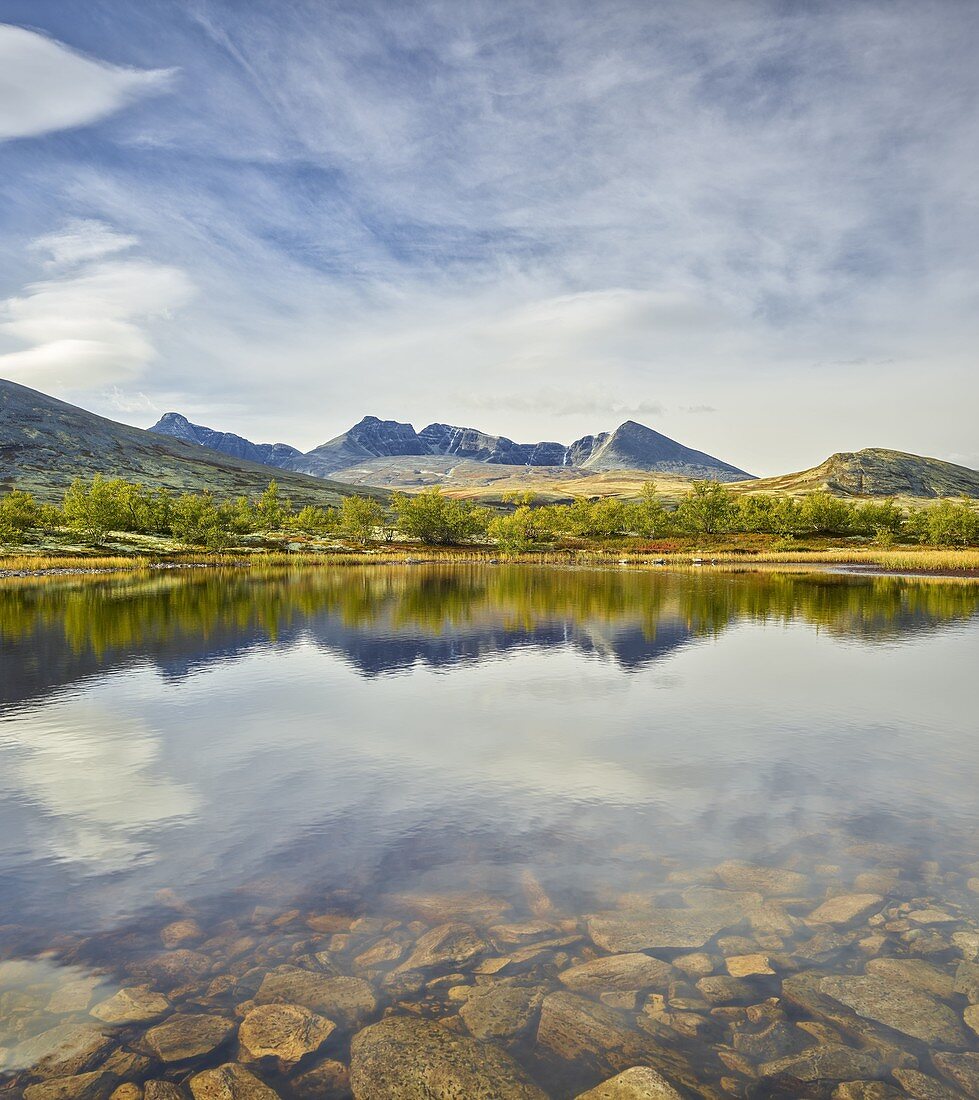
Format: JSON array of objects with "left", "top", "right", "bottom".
[
  {"left": 535, "top": 991, "right": 705, "bottom": 1093},
  {"left": 10, "top": 1024, "right": 115, "bottom": 1079},
  {"left": 353, "top": 938, "right": 405, "bottom": 969},
  {"left": 47, "top": 977, "right": 106, "bottom": 1015},
  {"left": 24, "top": 1072, "right": 118, "bottom": 1100},
  {"left": 254, "top": 968, "right": 375, "bottom": 1027},
  {"left": 779, "top": 971, "right": 917, "bottom": 1067},
  {"left": 91, "top": 987, "right": 170, "bottom": 1025},
  {"left": 108, "top": 1084, "right": 142, "bottom": 1100},
  {"left": 142, "top": 1084, "right": 184, "bottom": 1100},
  {"left": 380, "top": 892, "right": 512, "bottom": 924},
  {"left": 864, "top": 958, "right": 955, "bottom": 998},
  {"left": 575, "top": 1066, "right": 685, "bottom": 1098},
  {"left": 139, "top": 951, "right": 211, "bottom": 987},
  {"left": 558, "top": 954, "right": 673, "bottom": 994},
  {"left": 144, "top": 1014, "right": 235, "bottom": 1062},
  {"left": 238, "top": 1004, "right": 335, "bottom": 1067},
  {"left": 760, "top": 1045, "right": 888, "bottom": 1082},
  {"left": 807, "top": 895, "right": 884, "bottom": 927},
  {"left": 953, "top": 960, "right": 979, "bottom": 1003},
  {"left": 349, "top": 1015, "right": 547, "bottom": 1098},
  {"left": 458, "top": 983, "right": 544, "bottom": 1042},
  {"left": 586, "top": 907, "right": 742, "bottom": 953},
  {"left": 714, "top": 861, "right": 807, "bottom": 897},
  {"left": 932, "top": 1052, "right": 979, "bottom": 1095},
  {"left": 160, "top": 921, "right": 203, "bottom": 949},
  {"left": 188, "top": 1064, "right": 279, "bottom": 1100},
  {"left": 290, "top": 1058, "right": 350, "bottom": 1099},
  {"left": 891, "top": 1068, "right": 966, "bottom": 1099},
  {"left": 396, "top": 923, "right": 486, "bottom": 974},
  {"left": 818, "top": 974, "right": 969, "bottom": 1048}
]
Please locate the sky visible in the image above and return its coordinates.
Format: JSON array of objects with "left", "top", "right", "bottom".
[{"left": 0, "top": 1, "right": 977, "bottom": 475}]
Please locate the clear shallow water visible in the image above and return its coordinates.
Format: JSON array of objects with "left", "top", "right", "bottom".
[{"left": 1, "top": 565, "right": 978, "bottom": 1098}]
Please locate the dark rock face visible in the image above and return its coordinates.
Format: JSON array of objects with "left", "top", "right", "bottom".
[
  {"left": 150, "top": 410, "right": 754, "bottom": 480},
  {"left": 149, "top": 414, "right": 303, "bottom": 469},
  {"left": 418, "top": 423, "right": 568, "bottom": 466}
]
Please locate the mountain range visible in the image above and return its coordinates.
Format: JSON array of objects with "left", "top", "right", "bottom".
[
  {"left": 150, "top": 412, "right": 755, "bottom": 481},
  {"left": 2, "top": 377, "right": 978, "bottom": 505},
  {"left": 0, "top": 379, "right": 377, "bottom": 505}
]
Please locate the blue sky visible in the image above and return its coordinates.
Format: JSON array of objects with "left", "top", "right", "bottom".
[{"left": 1, "top": 0, "right": 977, "bottom": 474}]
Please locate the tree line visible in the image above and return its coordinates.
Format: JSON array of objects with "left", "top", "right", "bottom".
[{"left": 1, "top": 475, "right": 978, "bottom": 549}]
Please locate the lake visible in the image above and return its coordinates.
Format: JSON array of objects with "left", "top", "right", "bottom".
[{"left": 1, "top": 564, "right": 978, "bottom": 1098}]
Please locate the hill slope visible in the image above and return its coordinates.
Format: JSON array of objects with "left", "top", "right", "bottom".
[
  {"left": 150, "top": 411, "right": 753, "bottom": 482},
  {"left": 0, "top": 379, "right": 379, "bottom": 505},
  {"left": 744, "top": 448, "right": 979, "bottom": 499}
]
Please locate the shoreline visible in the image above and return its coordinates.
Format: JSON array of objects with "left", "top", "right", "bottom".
[{"left": 3, "top": 548, "right": 979, "bottom": 581}]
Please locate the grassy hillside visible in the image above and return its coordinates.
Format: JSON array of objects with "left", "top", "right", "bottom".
[
  {"left": 0, "top": 379, "right": 384, "bottom": 506},
  {"left": 742, "top": 448, "right": 979, "bottom": 499},
  {"left": 330, "top": 455, "right": 699, "bottom": 502}
]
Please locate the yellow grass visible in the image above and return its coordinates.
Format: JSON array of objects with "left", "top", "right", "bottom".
[{"left": 3, "top": 544, "right": 979, "bottom": 579}]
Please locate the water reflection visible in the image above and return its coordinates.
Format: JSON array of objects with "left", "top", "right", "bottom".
[
  {"left": 1, "top": 566, "right": 978, "bottom": 1095},
  {"left": 2, "top": 566, "right": 977, "bottom": 698}
]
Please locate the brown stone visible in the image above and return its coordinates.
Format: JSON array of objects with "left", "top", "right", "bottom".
[
  {"left": 933, "top": 1052, "right": 979, "bottom": 1096},
  {"left": 91, "top": 987, "right": 170, "bottom": 1025},
  {"left": 807, "top": 895, "right": 884, "bottom": 926},
  {"left": 140, "top": 951, "right": 211, "bottom": 987},
  {"left": 290, "top": 1058, "right": 351, "bottom": 1099},
  {"left": 144, "top": 1014, "right": 235, "bottom": 1062},
  {"left": 47, "top": 977, "right": 106, "bottom": 1015},
  {"left": 188, "top": 1064, "right": 279, "bottom": 1100},
  {"left": 819, "top": 974, "right": 969, "bottom": 1048},
  {"left": 714, "top": 861, "right": 807, "bottom": 896},
  {"left": 143, "top": 1082, "right": 185, "bottom": 1100},
  {"left": 349, "top": 1015, "right": 546, "bottom": 1098},
  {"left": 559, "top": 954, "right": 673, "bottom": 994},
  {"left": 760, "top": 1045, "right": 888, "bottom": 1082},
  {"left": 396, "top": 923, "right": 486, "bottom": 974},
  {"left": 725, "top": 954, "right": 774, "bottom": 977},
  {"left": 238, "top": 1004, "right": 335, "bottom": 1067},
  {"left": 160, "top": 921, "right": 203, "bottom": 949},
  {"left": 458, "top": 983, "right": 544, "bottom": 1041},
  {"left": 10, "top": 1024, "right": 114, "bottom": 1080},
  {"left": 586, "top": 907, "right": 743, "bottom": 953},
  {"left": 353, "top": 938, "right": 405, "bottom": 969},
  {"left": 254, "top": 968, "right": 376, "bottom": 1027},
  {"left": 892, "top": 1068, "right": 965, "bottom": 1099},
  {"left": 575, "top": 1066, "right": 685, "bottom": 1099},
  {"left": 24, "top": 1072, "right": 118, "bottom": 1100}
]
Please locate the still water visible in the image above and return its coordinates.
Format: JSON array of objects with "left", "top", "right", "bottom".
[{"left": 1, "top": 565, "right": 978, "bottom": 1098}]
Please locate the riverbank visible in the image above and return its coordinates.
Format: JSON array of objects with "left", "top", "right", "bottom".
[{"left": 2, "top": 543, "right": 979, "bottom": 579}]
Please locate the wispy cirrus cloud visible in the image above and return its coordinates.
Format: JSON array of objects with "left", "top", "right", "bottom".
[
  {"left": 1, "top": 3, "right": 979, "bottom": 471},
  {"left": 0, "top": 23, "right": 174, "bottom": 142}
]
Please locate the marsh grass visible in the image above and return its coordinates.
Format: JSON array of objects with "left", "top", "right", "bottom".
[{"left": 3, "top": 544, "right": 979, "bottom": 578}]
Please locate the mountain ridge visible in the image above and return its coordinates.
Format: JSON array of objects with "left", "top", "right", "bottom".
[
  {"left": 0, "top": 379, "right": 380, "bottom": 505},
  {"left": 150, "top": 412, "right": 755, "bottom": 482}
]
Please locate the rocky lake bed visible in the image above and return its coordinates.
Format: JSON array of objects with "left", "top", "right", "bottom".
[
  {"left": 2, "top": 565, "right": 978, "bottom": 1097},
  {"left": 4, "top": 841, "right": 979, "bottom": 1099}
]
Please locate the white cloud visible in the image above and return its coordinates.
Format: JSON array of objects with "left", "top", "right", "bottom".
[
  {"left": 3, "top": 4, "right": 979, "bottom": 471},
  {"left": 0, "top": 24, "right": 173, "bottom": 142},
  {"left": 0, "top": 222, "right": 193, "bottom": 391},
  {"left": 31, "top": 218, "right": 139, "bottom": 268}
]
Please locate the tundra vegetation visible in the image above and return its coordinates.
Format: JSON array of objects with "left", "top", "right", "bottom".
[{"left": 1, "top": 475, "right": 978, "bottom": 553}]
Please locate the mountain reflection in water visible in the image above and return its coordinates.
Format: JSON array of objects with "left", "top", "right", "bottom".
[{"left": 1, "top": 565, "right": 979, "bottom": 1095}]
